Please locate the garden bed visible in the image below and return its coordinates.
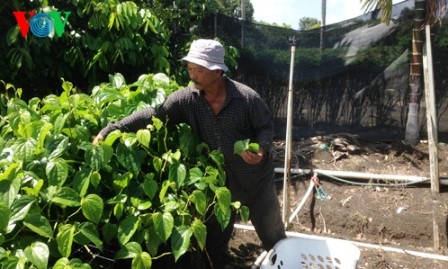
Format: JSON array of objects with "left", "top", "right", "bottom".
[{"left": 227, "top": 135, "right": 448, "bottom": 269}]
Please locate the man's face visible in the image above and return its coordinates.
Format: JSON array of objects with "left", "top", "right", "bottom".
[{"left": 187, "top": 62, "right": 221, "bottom": 90}]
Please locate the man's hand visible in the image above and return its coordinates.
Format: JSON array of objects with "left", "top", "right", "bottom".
[
  {"left": 92, "top": 134, "right": 104, "bottom": 145},
  {"left": 241, "top": 148, "right": 264, "bottom": 165}
]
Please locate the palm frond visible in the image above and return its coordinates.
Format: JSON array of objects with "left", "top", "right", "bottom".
[
  {"left": 361, "top": 0, "right": 393, "bottom": 25},
  {"left": 426, "top": 0, "right": 447, "bottom": 26}
]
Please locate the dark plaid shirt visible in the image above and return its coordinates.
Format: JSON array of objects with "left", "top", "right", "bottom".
[{"left": 99, "top": 76, "right": 275, "bottom": 202}]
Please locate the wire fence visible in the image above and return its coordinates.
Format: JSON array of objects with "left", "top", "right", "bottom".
[{"left": 195, "top": 0, "right": 448, "bottom": 140}]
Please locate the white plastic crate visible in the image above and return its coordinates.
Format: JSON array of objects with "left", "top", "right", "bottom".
[{"left": 260, "top": 237, "right": 360, "bottom": 269}]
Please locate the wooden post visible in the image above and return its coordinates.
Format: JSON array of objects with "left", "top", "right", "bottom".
[
  {"left": 424, "top": 25, "right": 439, "bottom": 192},
  {"left": 423, "top": 24, "right": 440, "bottom": 250}
]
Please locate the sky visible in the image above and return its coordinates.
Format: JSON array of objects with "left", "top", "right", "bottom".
[{"left": 250, "top": 0, "right": 404, "bottom": 29}]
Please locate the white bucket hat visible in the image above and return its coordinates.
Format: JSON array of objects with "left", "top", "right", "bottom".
[{"left": 181, "top": 39, "right": 229, "bottom": 72}]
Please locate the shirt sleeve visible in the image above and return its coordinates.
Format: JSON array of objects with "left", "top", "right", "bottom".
[
  {"left": 251, "top": 95, "right": 275, "bottom": 153},
  {"left": 153, "top": 90, "right": 187, "bottom": 127},
  {"left": 99, "top": 107, "right": 155, "bottom": 137}
]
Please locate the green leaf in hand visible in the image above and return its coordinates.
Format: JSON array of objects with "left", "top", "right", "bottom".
[
  {"left": 248, "top": 142, "right": 259, "bottom": 153},
  {"left": 233, "top": 139, "right": 260, "bottom": 156}
]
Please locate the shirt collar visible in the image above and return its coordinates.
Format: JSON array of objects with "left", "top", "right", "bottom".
[{"left": 224, "top": 76, "right": 244, "bottom": 99}]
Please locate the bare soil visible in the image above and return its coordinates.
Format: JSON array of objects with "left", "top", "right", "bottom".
[{"left": 228, "top": 134, "right": 448, "bottom": 269}]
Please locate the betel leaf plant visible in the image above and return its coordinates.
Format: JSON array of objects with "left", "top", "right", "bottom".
[{"left": 0, "top": 73, "right": 249, "bottom": 268}]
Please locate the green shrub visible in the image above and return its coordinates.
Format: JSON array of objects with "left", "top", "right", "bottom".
[{"left": 0, "top": 73, "right": 248, "bottom": 268}]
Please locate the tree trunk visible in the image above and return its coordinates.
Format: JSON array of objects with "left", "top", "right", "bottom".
[{"left": 404, "top": 0, "right": 426, "bottom": 145}]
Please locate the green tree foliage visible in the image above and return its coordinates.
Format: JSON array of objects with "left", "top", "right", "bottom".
[
  {"left": 299, "top": 17, "right": 321, "bottom": 30},
  {"left": 1, "top": 0, "right": 167, "bottom": 98},
  {"left": 215, "top": 0, "right": 254, "bottom": 20},
  {"left": 0, "top": 0, "right": 222, "bottom": 99}
]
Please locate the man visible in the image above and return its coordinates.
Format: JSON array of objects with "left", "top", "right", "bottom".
[{"left": 93, "top": 39, "right": 286, "bottom": 268}]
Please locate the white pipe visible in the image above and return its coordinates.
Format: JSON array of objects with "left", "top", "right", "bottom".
[
  {"left": 274, "top": 167, "right": 448, "bottom": 185},
  {"left": 288, "top": 181, "right": 315, "bottom": 224},
  {"left": 234, "top": 224, "right": 448, "bottom": 263},
  {"left": 251, "top": 250, "right": 267, "bottom": 269},
  {"left": 276, "top": 168, "right": 447, "bottom": 236}
]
